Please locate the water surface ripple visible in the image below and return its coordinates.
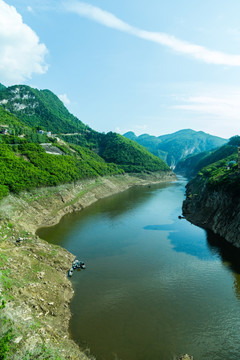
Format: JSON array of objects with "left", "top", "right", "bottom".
[{"left": 38, "top": 177, "right": 240, "bottom": 360}]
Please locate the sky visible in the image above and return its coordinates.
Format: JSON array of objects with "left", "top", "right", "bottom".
[{"left": 1, "top": 1, "right": 240, "bottom": 138}]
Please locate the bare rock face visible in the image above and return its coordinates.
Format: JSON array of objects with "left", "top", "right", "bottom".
[
  {"left": 177, "top": 355, "right": 194, "bottom": 360},
  {"left": 183, "top": 175, "right": 240, "bottom": 247}
]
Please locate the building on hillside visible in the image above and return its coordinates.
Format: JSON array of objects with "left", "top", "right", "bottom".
[
  {"left": 47, "top": 131, "right": 52, "bottom": 137},
  {"left": 227, "top": 160, "right": 237, "bottom": 170},
  {"left": 0, "top": 128, "right": 8, "bottom": 135}
]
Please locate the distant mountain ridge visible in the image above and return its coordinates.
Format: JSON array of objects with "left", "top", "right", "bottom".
[{"left": 124, "top": 129, "right": 227, "bottom": 168}]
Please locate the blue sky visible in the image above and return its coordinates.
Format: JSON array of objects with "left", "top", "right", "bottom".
[{"left": 1, "top": 0, "right": 240, "bottom": 138}]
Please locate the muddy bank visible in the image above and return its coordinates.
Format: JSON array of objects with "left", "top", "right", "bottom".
[
  {"left": 0, "top": 221, "right": 90, "bottom": 359},
  {"left": 1, "top": 172, "right": 176, "bottom": 233},
  {"left": 0, "top": 171, "right": 176, "bottom": 359}
]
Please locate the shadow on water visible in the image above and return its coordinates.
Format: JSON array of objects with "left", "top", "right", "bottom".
[
  {"left": 206, "top": 230, "right": 240, "bottom": 301},
  {"left": 144, "top": 218, "right": 218, "bottom": 261},
  {"left": 144, "top": 218, "right": 240, "bottom": 270},
  {"left": 144, "top": 217, "right": 240, "bottom": 301},
  {"left": 206, "top": 230, "right": 240, "bottom": 274},
  {"left": 37, "top": 177, "right": 240, "bottom": 360}
]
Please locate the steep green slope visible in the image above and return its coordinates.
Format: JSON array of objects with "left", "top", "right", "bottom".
[
  {"left": 0, "top": 106, "right": 26, "bottom": 127},
  {"left": 182, "top": 138, "right": 240, "bottom": 247},
  {"left": 0, "top": 85, "right": 87, "bottom": 134},
  {"left": 0, "top": 106, "right": 52, "bottom": 144},
  {"left": 0, "top": 83, "right": 6, "bottom": 91},
  {"left": 0, "top": 84, "right": 172, "bottom": 200},
  {"left": 175, "top": 144, "right": 238, "bottom": 177},
  {"left": 99, "top": 132, "right": 170, "bottom": 173},
  {"left": 0, "top": 143, "right": 123, "bottom": 199},
  {"left": 197, "top": 153, "right": 239, "bottom": 191},
  {"left": 124, "top": 129, "right": 227, "bottom": 168}
]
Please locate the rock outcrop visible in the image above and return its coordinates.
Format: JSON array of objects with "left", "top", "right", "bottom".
[{"left": 183, "top": 175, "right": 240, "bottom": 247}]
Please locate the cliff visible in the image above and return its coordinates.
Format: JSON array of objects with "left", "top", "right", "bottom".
[{"left": 183, "top": 175, "right": 240, "bottom": 247}]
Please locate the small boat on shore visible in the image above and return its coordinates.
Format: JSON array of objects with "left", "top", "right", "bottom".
[
  {"left": 68, "top": 268, "right": 74, "bottom": 277},
  {"left": 68, "top": 259, "right": 86, "bottom": 277}
]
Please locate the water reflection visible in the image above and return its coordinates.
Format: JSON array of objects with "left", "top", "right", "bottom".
[
  {"left": 144, "top": 219, "right": 218, "bottom": 261},
  {"left": 38, "top": 179, "right": 240, "bottom": 360},
  {"left": 206, "top": 231, "right": 240, "bottom": 300},
  {"left": 144, "top": 220, "right": 240, "bottom": 267},
  {"left": 144, "top": 219, "right": 240, "bottom": 301},
  {"left": 206, "top": 231, "right": 240, "bottom": 274}
]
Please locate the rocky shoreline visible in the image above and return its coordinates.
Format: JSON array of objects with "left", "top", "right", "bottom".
[
  {"left": 183, "top": 175, "right": 240, "bottom": 247},
  {"left": 0, "top": 172, "right": 176, "bottom": 359}
]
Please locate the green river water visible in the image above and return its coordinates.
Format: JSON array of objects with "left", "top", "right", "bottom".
[{"left": 38, "top": 177, "right": 240, "bottom": 360}]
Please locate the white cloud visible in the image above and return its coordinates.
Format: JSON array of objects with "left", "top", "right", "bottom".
[
  {"left": 0, "top": 0, "right": 48, "bottom": 85},
  {"left": 170, "top": 87, "right": 240, "bottom": 138},
  {"left": 63, "top": 1, "right": 240, "bottom": 66},
  {"left": 173, "top": 92, "right": 240, "bottom": 119},
  {"left": 27, "top": 6, "right": 33, "bottom": 13},
  {"left": 65, "top": 2, "right": 132, "bottom": 32},
  {"left": 58, "top": 93, "right": 71, "bottom": 106}
]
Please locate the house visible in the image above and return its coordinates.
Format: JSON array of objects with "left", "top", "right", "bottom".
[
  {"left": 0, "top": 128, "right": 8, "bottom": 135},
  {"left": 227, "top": 160, "right": 237, "bottom": 170}
]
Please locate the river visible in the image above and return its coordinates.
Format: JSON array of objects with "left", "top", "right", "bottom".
[{"left": 38, "top": 177, "right": 240, "bottom": 360}]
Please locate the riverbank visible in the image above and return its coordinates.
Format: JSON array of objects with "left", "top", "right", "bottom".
[
  {"left": 182, "top": 175, "right": 240, "bottom": 247},
  {"left": 0, "top": 171, "right": 176, "bottom": 359}
]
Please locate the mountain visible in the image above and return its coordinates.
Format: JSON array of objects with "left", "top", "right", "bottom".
[
  {"left": 0, "top": 106, "right": 28, "bottom": 128},
  {"left": 98, "top": 132, "right": 170, "bottom": 173},
  {"left": 0, "top": 85, "right": 87, "bottom": 134},
  {"left": 0, "top": 83, "right": 6, "bottom": 91},
  {"left": 124, "top": 129, "right": 227, "bottom": 168},
  {"left": 175, "top": 144, "right": 238, "bottom": 177},
  {"left": 0, "top": 84, "right": 172, "bottom": 200}
]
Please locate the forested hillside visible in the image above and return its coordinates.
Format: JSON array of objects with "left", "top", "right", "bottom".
[
  {"left": 124, "top": 129, "right": 227, "bottom": 168},
  {"left": 0, "top": 143, "right": 123, "bottom": 200},
  {"left": 0, "top": 84, "right": 172, "bottom": 201},
  {"left": 0, "top": 85, "right": 87, "bottom": 134},
  {"left": 98, "top": 132, "right": 170, "bottom": 172},
  {"left": 175, "top": 140, "right": 238, "bottom": 177}
]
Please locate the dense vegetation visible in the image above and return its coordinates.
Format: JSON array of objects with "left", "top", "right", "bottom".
[
  {"left": 0, "top": 106, "right": 26, "bottom": 128},
  {"left": 184, "top": 136, "right": 240, "bottom": 194},
  {"left": 98, "top": 132, "right": 170, "bottom": 172},
  {"left": 60, "top": 131, "right": 170, "bottom": 173},
  {"left": 124, "top": 129, "right": 227, "bottom": 168},
  {"left": 192, "top": 153, "right": 240, "bottom": 195},
  {"left": 59, "top": 129, "right": 104, "bottom": 150},
  {"left": 0, "top": 143, "right": 123, "bottom": 200},
  {"left": 175, "top": 144, "right": 238, "bottom": 177},
  {"left": 0, "top": 85, "right": 87, "bottom": 134},
  {"left": 0, "top": 107, "right": 51, "bottom": 144},
  {"left": 0, "top": 84, "right": 172, "bottom": 201}
]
